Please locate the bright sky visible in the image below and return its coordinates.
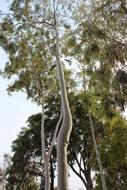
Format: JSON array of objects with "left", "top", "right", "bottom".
[
  {"left": 0, "top": 48, "right": 40, "bottom": 156},
  {"left": 0, "top": 0, "right": 85, "bottom": 189}
]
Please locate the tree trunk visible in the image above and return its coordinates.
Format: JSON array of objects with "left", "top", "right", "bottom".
[
  {"left": 89, "top": 114, "right": 107, "bottom": 190},
  {"left": 54, "top": 23, "right": 72, "bottom": 190},
  {"left": 50, "top": 157, "right": 54, "bottom": 190},
  {"left": 41, "top": 103, "right": 50, "bottom": 190}
]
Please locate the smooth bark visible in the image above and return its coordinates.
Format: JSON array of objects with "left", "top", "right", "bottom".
[
  {"left": 89, "top": 114, "right": 107, "bottom": 190},
  {"left": 41, "top": 103, "right": 63, "bottom": 190},
  {"left": 54, "top": 16, "right": 72, "bottom": 190}
]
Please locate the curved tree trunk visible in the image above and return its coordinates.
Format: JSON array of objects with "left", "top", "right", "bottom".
[{"left": 54, "top": 23, "right": 72, "bottom": 190}]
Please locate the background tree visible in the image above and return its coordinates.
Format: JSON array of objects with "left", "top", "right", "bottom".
[
  {"left": 5, "top": 110, "right": 58, "bottom": 190},
  {"left": 93, "top": 115, "right": 127, "bottom": 190},
  {"left": 62, "top": 2, "right": 127, "bottom": 189},
  {"left": 5, "top": 92, "right": 107, "bottom": 190},
  {"left": 4, "top": 91, "right": 127, "bottom": 190}
]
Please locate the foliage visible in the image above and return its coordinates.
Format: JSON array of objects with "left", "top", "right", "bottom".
[
  {"left": 93, "top": 115, "right": 127, "bottom": 190},
  {"left": 5, "top": 93, "right": 106, "bottom": 190},
  {"left": 63, "top": 0, "right": 127, "bottom": 117}
]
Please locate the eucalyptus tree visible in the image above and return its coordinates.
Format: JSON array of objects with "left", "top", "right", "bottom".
[
  {"left": 0, "top": 0, "right": 78, "bottom": 189},
  {"left": 62, "top": 0, "right": 127, "bottom": 114},
  {"left": 62, "top": 1, "right": 127, "bottom": 190},
  {"left": 81, "top": 2, "right": 127, "bottom": 189},
  {"left": 1, "top": 1, "right": 127, "bottom": 189},
  {"left": 68, "top": 93, "right": 106, "bottom": 190}
]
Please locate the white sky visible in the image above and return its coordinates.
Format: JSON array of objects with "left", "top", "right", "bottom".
[{"left": 0, "top": 0, "right": 85, "bottom": 189}]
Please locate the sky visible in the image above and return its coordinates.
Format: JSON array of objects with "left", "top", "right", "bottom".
[{"left": 0, "top": 0, "right": 85, "bottom": 189}]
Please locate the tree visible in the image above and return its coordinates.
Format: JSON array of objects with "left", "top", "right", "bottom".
[
  {"left": 5, "top": 90, "right": 127, "bottom": 190},
  {"left": 5, "top": 92, "right": 106, "bottom": 190},
  {"left": 5, "top": 112, "right": 56, "bottom": 190},
  {"left": 68, "top": 92, "right": 108, "bottom": 190},
  {"left": 1, "top": 1, "right": 127, "bottom": 189},
  {"left": 0, "top": 1, "right": 74, "bottom": 189},
  {"left": 62, "top": 2, "right": 127, "bottom": 189},
  {"left": 61, "top": 0, "right": 127, "bottom": 117},
  {"left": 93, "top": 115, "right": 127, "bottom": 190},
  {"left": 89, "top": 114, "right": 107, "bottom": 190}
]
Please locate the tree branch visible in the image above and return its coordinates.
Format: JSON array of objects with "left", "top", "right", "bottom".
[
  {"left": 69, "top": 163, "right": 87, "bottom": 187},
  {"left": 47, "top": 112, "right": 63, "bottom": 160}
]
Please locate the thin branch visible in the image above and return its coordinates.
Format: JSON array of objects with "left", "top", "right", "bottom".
[
  {"left": 119, "top": 64, "right": 127, "bottom": 72},
  {"left": 47, "top": 112, "right": 63, "bottom": 160},
  {"left": 69, "top": 163, "right": 87, "bottom": 187},
  {"left": 41, "top": 102, "right": 46, "bottom": 160},
  {"left": 82, "top": 158, "right": 88, "bottom": 175},
  {"left": 73, "top": 153, "right": 85, "bottom": 175},
  {"left": 0, "top": 13, "right": 15, "bottom": 17},
  {"left": 34, "top": 20, "right": 54, "bottom": 27}
]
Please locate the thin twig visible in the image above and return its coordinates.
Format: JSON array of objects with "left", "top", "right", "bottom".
[{"left": 47, "top": 112, "right": 63, "bottom": 161}]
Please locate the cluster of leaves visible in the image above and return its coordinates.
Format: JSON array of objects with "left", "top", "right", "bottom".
[
  {"left": 93, "top": 115, "right": 127, "bottom": 190},
  {"left": 62, "top": 0, "right": 127, "bottom": 117}
]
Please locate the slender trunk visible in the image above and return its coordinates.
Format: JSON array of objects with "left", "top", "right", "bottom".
[
  {"left": 89, "top": 114, "right": 107, "bottom": 190},
  {"left": 69, "top": 156, "right": 93, "bottom": 190},
  {"left": 40, "top": 103, "right": 62, "bottom": 190},
  {"left": 54, "top": 24, "right": 72, "bottom": 190},
  {"left": 50, "top": 158, "right": 54, "bottom": 190},
  {"left": 69, "top": 163, "right": 88, "bottom": 188},
  {"left": 41, "top": 103, "right": 50, "bottom": 190},
  {"left": 86, "top": 174, "right": 93, "bottom": 190}
]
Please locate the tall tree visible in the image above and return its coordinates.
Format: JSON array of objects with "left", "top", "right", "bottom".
[
  {"left": 0, "top": 1, "right": 74, "bottom": 189},
  {"left": 62, "top": 2, "right": 127, "bottom": 189},
  {"left": 1, "top": 1, "right": 127, "bottom": 189}
]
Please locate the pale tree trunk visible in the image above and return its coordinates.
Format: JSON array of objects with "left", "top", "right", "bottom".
[
  {"left": 53, "top": 16, "right": 72, "bottom": 190},
  {"left": 40, "top": 102, "right": 63, "bottom": 190},
  {"left": 41, "top": 103, "right": 50, "bottom": 190},
  {"left": 89, "top": 114, "right": 107, "bottom": 190}
]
